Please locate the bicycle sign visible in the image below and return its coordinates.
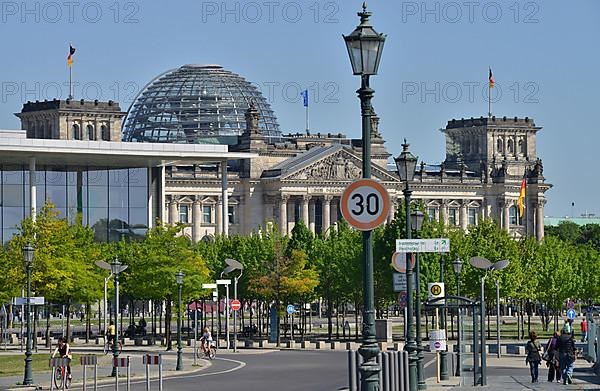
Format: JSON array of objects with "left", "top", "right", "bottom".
[{"left": 340, "top": 179, "right": 390, "bottom": 231}]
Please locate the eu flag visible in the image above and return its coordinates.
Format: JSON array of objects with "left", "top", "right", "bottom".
[{"left": 301, "top": 89, "right": 309, "bottom": 107}]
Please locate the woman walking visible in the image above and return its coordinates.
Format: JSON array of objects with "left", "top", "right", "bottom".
[
  {"left": 545, "top": 331, "right": 561, "bottom": 383},
  {"left": 525, "top": 330, "right": 542, "bottom": 383}
]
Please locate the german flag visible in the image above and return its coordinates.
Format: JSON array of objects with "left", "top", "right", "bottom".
[
  {"left": 489, "top": 68, "right": 495, "bottom": 89},
  {"left": 517, "top": 178, "right": 526, "bottom": 217},
  {"left": 67, "top": 45, "right": 76, "bottom": 68}
]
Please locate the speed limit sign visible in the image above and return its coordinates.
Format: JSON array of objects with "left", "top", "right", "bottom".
[{"left": 340, "top": 179, "right": 390, "bottom": 231}]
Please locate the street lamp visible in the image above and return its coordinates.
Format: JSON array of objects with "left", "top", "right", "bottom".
[
  {"left": 469, "top": 257, "right": 509, "bottom": 386},
  {"left": 452, "top": 257, "right": 463, "bottom": 377},
  {"left": 395, "top": 140, "right": 418, "bottom": 391},
  {"left": 176, "top": 271, "right": 184, "bottom": 371},
  {"left": 222, "top": 259, "right": 243, "bottom": 353},
  {"left": 343, "top": 4, "right": 386, "bottom": 391},
  {"left": 22, "top": 243, "right": 34, "bottom": 386},
  {"left": 410, "top": 210, "right": 426, "bottom": 390}
]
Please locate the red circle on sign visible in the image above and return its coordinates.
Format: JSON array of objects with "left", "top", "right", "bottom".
[
  {"left": 231, "top": 299, "right": 241, "bottom": 311},
  {"left": 340, "top": 179, "right": 390, "bottom": 231}
]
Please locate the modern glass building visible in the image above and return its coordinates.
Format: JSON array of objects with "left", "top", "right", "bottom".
[
  {"left": 0, "top": 167, "right": 147, "bottom": 243},
  {"left": 123, "top": 64, "right": 281, "bottom": 144}
]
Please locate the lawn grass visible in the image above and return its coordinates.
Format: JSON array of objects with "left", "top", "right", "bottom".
[{"left": 0, "top": 353, "right": 82, "bottom": 377}]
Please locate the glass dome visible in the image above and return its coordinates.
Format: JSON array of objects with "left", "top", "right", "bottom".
[{"left": 123, "top": 64, "right": 280, "bottom": 144}]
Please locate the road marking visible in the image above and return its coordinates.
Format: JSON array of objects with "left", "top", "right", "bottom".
[
  {"left": 84, "top": 357, "right": 246, "bottom": 389},
  {"left": 423, "top": 356, "right": 436, "bottom": 368}
]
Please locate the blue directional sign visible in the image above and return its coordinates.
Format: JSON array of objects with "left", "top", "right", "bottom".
[
  {"left": 567, "top": 309, "right": 576, "bottom": 320},
  {"left": 286, "top": 304, "right": 295, "bottom": 315}
]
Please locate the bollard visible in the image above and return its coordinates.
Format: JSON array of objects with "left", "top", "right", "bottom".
[
  {"left": 382, "top": 352, "right": 389, "bottom": 391},
  {"left": 159, "top": 354, "right": 163, "bottom": 391},
  {"left": 83, "top": 363, "right": 86, "bottom": 391},
  {"left": 376, "top": 353, "right": 383, "bottom": 389},
  {"left": 390, "top": 351, "right": 397, "bottom": 391},
  {"left": 348, "top": 350, "right": 357, "bottom": 391},
  {"left": 146, "top": 360, "right": 150, "bottom": 391},
  {"left": 143, "top": 354, "right": 163, "bottom": 390},
  {"left": 127, "top": 356, "right": 131, "bottom": 391}
]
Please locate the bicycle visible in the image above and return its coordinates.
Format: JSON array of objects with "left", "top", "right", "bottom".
[
  {"left": 195, "top": 341, "right": 216, "bottom": 360},
  {"left": 53, "top": 360, "right": 72, "bottom": 389},
  {"left": 103, "top": 338, "right": 123, "bottom": 355}
]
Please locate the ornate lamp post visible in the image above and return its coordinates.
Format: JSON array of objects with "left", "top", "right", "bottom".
[
  {"left": 22, "top": 243, "right": 34, "bottom": 386},
  {"left": 410, "top": 210, "right": 426, "bottom": 390},
  {"left": 395, "top": 141, "right": 418, "bottom": 391},
  {"left": 452, "top": 257, "right": 463, "bottom": 377},
  {"left": 343, "top": 3, "right": 386, "bottom": 390},
  {"left": 176, "top": 271, "right": 184, "bottom": 370}
]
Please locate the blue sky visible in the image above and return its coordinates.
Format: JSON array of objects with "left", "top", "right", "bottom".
[{"left": 0, "top": 0, "right": 598, "bottom": 217}]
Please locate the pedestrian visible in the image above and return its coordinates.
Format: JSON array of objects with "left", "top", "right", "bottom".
[
  {"left": 557, "top": 326, "right": 576, "bottom": 384},
  {"left": 544, "top": 331, "right": 561, "bottom": 383},
  {"left": 581, "top": 318, "right": 588, "bottom": 342},
  {"left": 525, "top": 330, "right": 542, "bottom": 383}
]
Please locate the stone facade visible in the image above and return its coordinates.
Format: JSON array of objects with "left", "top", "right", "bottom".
[
  {"left": 163, "top": 111, "right": 551, "bottom": 242},
  {"left": 15, "top": 99, "right": 125, "bottom": 141}
]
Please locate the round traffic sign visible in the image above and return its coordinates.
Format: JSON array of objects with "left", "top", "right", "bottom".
[
  {"left": 392, "top": 252, "right": 415, "bottom": 273},
  {"left": 340, "top": 179, "right": 390, "bottom": 231},
  {"left": 567, "top": 309, "right": 576, "bottom": 320},
  {"left": 430, "top": 284, "right": 442, "bottom": 296},
  {"left": 398, "top": 291, "right": 408, "bottom": 308},
  {"left": 231, "top": 299, "right": 241, "bottom": 311},
  {"left": 567, "top": 300, "right": 575, "bottom": 309},
  {"left": 287, "top": 304, "right": 295, "bottom": 314},
  {"left": 433, "top": 341, "right": 441, "bottom": 349}
]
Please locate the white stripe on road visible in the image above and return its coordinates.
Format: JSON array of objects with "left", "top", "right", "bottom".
[
  {"left": 82, "top": 357, "right": 246, "bottom": 389},
  {"left": 423, "top": 356, "right": 436, "bottom": 368}
]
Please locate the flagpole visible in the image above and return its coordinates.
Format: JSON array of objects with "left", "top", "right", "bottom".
[
  {"left": 69, "top": 66, "right": 73, "bottom": 100},
  {"left": 305, "top": 104, "right": 309, "bottom": 135}
]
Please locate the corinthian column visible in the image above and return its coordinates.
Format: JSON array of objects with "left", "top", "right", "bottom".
[
  {"left": 216, "top": 197, "right": 223, "bottom": 236},
  {"left": 279, "top": 195, "right": 289, "bottom": 235},
  {"left": 168, "top": 195, "right": 179, "bottom": 225},
  {"left": 192, "top": 196, "right": 202, "bottom": 243},
  {"left": 459, "top": 201, "right": 468, "bottom": 231},
  {"left": 322, "top": 195, "right": 332, "bottom": 235},
  {"left": 301, "top": 195, "right": 311, "bottom": 228},
  {"left": 535, "top": 200, "right": 545, "bottom": 241}
]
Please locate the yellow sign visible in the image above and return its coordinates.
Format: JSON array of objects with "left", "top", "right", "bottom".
[{"left": 430, "top": 284, "right": 442, "bottom": 296}]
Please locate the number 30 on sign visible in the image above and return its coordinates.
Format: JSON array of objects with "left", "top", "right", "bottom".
[{"left": 340, "top": 179, "right": 390, "bottom": 231}]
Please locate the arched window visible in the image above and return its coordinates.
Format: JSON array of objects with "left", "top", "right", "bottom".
[
  {"left": 507, "top": 139, "right": 514, "bottom": 154},
  {"left": 87, "top": 124, "right": 95, "bottom": 140},
  {"left": 519, "top": 139, "right": 525, "bottom": 154},
  {"left": 509, "top": 205, "right": 518, "bottom": 225},
  {"left": 72, "top": 124, "right": 81, "bottom": 140},
  {"left": 497, "top": 138, "right": 503, "bottom": 154},
  {"left": 101, "top": 125, "right": 109, "bottom": 141}
]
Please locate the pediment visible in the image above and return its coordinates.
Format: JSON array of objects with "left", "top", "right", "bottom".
[{"left": 282, "top": 148, "right": 397, "bottom": 182}]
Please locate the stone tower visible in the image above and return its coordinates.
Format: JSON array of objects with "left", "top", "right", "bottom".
[{"left": 15, "top": 99, "right": 126, "bottom": 141}]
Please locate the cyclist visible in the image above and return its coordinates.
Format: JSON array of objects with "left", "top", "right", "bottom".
[
  {"left": 51, "top": 337, "right": 72, "bottom": 380},
  {"left": 107, "top": 321, "right": 116, "bottom": 346},
  {"left": 199, "top": 327, "right": 213, "bottom": 355}
]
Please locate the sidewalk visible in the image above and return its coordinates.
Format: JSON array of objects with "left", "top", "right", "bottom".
[
  {"left": 426, "top": 355, "right": 600, "bottom": 390},
  {"left": 0, "top": 346, "right": 211, "bottom": 390}
]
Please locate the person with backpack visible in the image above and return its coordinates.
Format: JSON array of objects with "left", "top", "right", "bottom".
[
  {"left": 525, "top": 330, "right": 542, "bottom": 383},
  {"left": 557, "top": 326, "right": 577, "bottom": 384}
]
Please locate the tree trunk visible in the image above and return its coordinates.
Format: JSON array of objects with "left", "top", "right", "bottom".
[
  {"left": 45, "top": 303, "right": 51, "bottom": 348},
  {"left": 327, "top": 295, "right": 333, "bottom": 341},
  {"left": 66, "top": 301, "right": 72, "bottom": 342},
  {"left": 85, "top": 303, "right": 90, "bottom": 343},
  {"left": 166, "top": 300, "right": 172, "bottom": 350}
]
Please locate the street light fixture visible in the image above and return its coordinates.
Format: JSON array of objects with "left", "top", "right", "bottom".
[
  {"left": 22, "top": 243, "right": 34, "bottom": 386},
  {"left": 222, "top": 259, "right": 243, "bottom": 353},
  {"left": 395, "top": 140, "right": 418, "bottom": 391},
  {"left": 176, "top": 271, "right": 184, "bottom": 371},
  {"left": 452, "top": 257, "right": 463, "bottom": 377},
  {"left": 469, "top": 257, "right": 510, "bottom": 386},
  {"left": 410, "top": 210, "right": 426, "bottom": 390},
  {"left": 343, "top": 4, "right": 386, "bottom": 391}
]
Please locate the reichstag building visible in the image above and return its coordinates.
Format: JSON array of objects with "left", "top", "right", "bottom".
[{"left": 3, "top": 64, "right": 551, "bottom": 243}]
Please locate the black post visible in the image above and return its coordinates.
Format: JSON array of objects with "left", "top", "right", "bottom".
[
  {"left": 415, "top": 254, "right": 425, "bottom": 389},
  {"left": 357, "top": 74, "right": 381, "bottom": 391},
  {"left": 404, "top": 185, "right": 417, "bottom": 391},
  {"left": 176, "top": 280, "right": 183, "bottom": 370},
  {"left": 22, "top": 256, "right": 33, "bottom": 385},
  {"left": 480, "top": 276, "right": 487, "bottom": 386},
  {"left": 455, "top": 272, "right": 461, "bottom": 377},
  {"left": 111, "top": 269, "right": 119, "bottom": 377}
]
